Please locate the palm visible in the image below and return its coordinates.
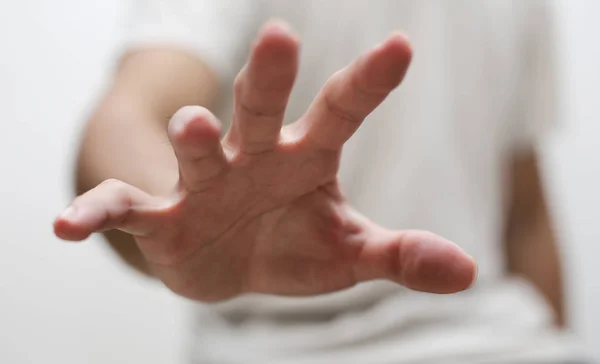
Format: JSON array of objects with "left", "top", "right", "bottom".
[
  {"left": 55, "top": 22, "right": 477, "bottom": 302},
  {"left": 245, "top": 184, "right": 365, "bottom": 294}
]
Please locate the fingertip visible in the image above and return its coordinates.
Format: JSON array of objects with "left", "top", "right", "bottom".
[
  {"left": 168, "top": 106, "right": 221, "bottom": 143},
  {"left": 386, "top": 31, "right": 412, "bottom": 51},
  {"left": 53, "top": 203, "right": 104, "bottom": 242},
  {"left": 467, "top": 256, "right": 479, "bottom": 289},
  {"left": 253, "top": 19, "right": 300, "bottom": 63},
  {"left": 262, "top": 19, "right": 292, "bottom": 33},
  {"left": 53, "top": 216, "right": 90, "bottom": 242},
  {"left": 373, "top": 31, "right": 411, "bottom": 57},
  {"left": 395, "top": 231, "right": 478, "bottom": 294},
  {"left": 442, "top": 248, "right": 479, "bottom": 293},
  {"left": 359, "top": 32, "right": 412, "bottom": 92},
  {"left": 259, "top": 19, "right": 298, "bottom": 43}
]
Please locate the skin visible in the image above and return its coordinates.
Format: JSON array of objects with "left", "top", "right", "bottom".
[
  {"left": 505, "top": 151, "right": 565, "bottom": 326},
  {"left": 54, "top": 20, "right": 562, "bottom": 324}
]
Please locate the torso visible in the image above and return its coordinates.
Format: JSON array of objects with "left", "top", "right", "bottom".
[{"left": 190, "top": 1, "right": 579, "bottom": 362}]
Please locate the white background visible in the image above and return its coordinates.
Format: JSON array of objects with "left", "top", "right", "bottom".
[{"left": 0, "top": 1, "right": 598, "bottom": 363}]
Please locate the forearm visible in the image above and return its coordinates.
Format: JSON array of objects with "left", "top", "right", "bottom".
[
  {"left": 77, "top": 93, "right": 177, "bottom": 195},
  {"left": 504, "top": 151, "right": 565, "bottom": 327},
  {"left": 505, "top": 213, "right": 565, "bottom": 327},
  {"left": 75, "top": 49, "right": 219, "bottom": 274}
]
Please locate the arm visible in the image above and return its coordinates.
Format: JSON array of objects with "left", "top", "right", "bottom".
[
  {"left": 75, "top": 49, "right": 220, "bottom": 275},
  {"left": 504, "top": 150, "right": 565, "bottom": 327}
]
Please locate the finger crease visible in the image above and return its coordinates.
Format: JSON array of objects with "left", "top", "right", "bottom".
[
  {"left": 239, "top": 101, "right": 286, "bottom": 119},
  {"left": 324, "top": 94, "right": 362, "bottom": 124}
]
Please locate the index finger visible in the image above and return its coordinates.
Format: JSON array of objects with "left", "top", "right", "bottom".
[{"left": 298, "top": 33, "right": 412, "bottom": 151}]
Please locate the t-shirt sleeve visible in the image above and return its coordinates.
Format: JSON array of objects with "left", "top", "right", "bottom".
[
  {"left": 121, "top": 0, "right": 262, "bottom": 81},
  {"left": 509, "top": 1, "right": 563, "bottom": 154}
]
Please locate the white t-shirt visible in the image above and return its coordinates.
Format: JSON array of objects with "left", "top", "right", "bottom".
[{"left": 124, "top": 1, "right": 584, "bottom": 363}]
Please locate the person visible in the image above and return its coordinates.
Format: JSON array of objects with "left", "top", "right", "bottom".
[{"left": 54, "top": 0, "right": 586, "bottom": 363}]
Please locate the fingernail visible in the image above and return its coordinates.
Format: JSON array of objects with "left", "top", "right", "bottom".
[
  {"left": 372, "top": 38, "right": 390, "bottom": 53},
  {"left": 467, "top": 258, "right": 479, "bottom": 289},
  {"left": 266, "top": 19, "right": 292, "bottom": 33},
  {"left": 388, "top": 31, "right": 409, "bottom": 42},
  {"left": 374, "top": 31, "right": 409, "bottom": 51},
  {"left": 261, "top": 19, "right": 298, "bottom": 41},
  {"left": 168, "top": 110, "right": 188, "bottom": 137},
  {"left": 60, "top": 206, "right": 78, "bottom": 221}
]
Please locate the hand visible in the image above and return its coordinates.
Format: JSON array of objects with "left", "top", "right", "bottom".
[{"left": 54, "top": 21, "right": 477, "bottom": 302}]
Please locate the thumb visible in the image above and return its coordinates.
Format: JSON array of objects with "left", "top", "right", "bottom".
[
  {"left": 354, "top": 229, "right": 478, "bottom": 294},
  {"left": 54, "top": 179, "right": 166, "bottom": 241}
]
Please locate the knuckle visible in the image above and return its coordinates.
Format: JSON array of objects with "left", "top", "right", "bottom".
[
  {"left": 99, "top": 179, "right": 132, "bottom": 204},
  {"left": 100, "top": 178, "right": 121, "bottom": 186},
  {"left": 233, "top": 72, "right": 245, "bottom": 94},
  {"left": 100, "top": 178, "right": 127, "bottom": 191},
  {"left": 322, "top": 74, "right": 363, "bottom": 125}
]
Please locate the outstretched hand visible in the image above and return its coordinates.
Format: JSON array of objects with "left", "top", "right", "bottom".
[{"left": 54, "top": 21, "right": 477, "bottom": 302}]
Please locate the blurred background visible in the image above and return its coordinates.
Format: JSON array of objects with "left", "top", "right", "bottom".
[{"left": 0, "top": 0, "right": 598, "bottom": 363}]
